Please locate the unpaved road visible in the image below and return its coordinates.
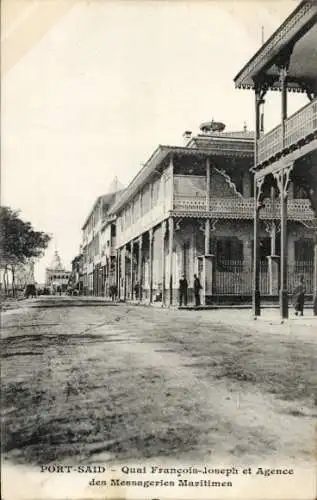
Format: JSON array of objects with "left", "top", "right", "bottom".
[{"left": 2, "top": 298, "right": 317, "bottom": 467}]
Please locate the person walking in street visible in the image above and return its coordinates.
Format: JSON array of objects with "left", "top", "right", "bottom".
[
  {"left": 293, "top": 275, "right": 306, "bottom": 316},
  {"left": 179, "top": 275, "right": 188, "bottom": 307},
  {"left": 193, "top": 274, "right": 202, "bottom": 307},
  {"left": 109, "top": 284, "right": 117, "bottom": 301},
  {"left": 134, "top": 282, "right": 140, "bottom": 300}
]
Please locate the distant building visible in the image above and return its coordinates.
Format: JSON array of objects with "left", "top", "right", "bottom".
[
  {"left": 81, "top": 178, "right": 124, "bottom": 296},
  {"left": 45, "top": 251, "right": 71, "bottom": 293}
]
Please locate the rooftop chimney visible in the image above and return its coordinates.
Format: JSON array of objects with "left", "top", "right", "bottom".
[{"left": 183, "top": 130, "right": 192, "bottom": 145}]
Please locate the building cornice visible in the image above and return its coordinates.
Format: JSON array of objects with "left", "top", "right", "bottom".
[
  {"left": 81, "top": 191, "right": 123, "bottom": 230},
  {"left": 82, "top": 195, "right": 103, "bottom": 231},
  {"left": 234, "top": 1, "right": 317, "bottom": 91}
]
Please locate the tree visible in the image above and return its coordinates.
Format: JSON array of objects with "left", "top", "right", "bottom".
[{"left": 0, "top": 207, "right": 51, "bottom": 295}]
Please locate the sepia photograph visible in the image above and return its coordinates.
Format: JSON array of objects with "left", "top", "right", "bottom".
[{"left": 1, "top": 0, "right": 317, "bottom": 499}]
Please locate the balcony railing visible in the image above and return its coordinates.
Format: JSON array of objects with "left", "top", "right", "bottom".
[
  {"left": 257, "top": 98, "right": 317, "bottom": 166},
  {"left": 173, "top": 195, "right": 315, "bottom": 220}
]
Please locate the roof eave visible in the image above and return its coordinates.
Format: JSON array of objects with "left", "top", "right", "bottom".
[
  {"left": 81, "top": 195, "right": 103, "bottom": 231},
  {"left": 234, "top": 1, "right": 316, "bottom": 90},
  {"left": 108, "top": 145, "right": 169, "bottom": 214}
]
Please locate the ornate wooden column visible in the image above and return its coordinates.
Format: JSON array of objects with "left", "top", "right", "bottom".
[
  {"left": 280, "top": 65, "right": 288, "bottom": 146},
  {"left": 149, "top": 229, "right": 153, "bottom": 303},
  {"left": 130, "top": 240, "right": 134, "bottom": 300},
  {"left": 168, "top": 217, "right": 174, "bottom": 306},
  {"left": 168, "top": 154, "right": 174, "bottom": 212},
  {"left": 206, "top": 157, "right": 211, "bottom": 210},
  {"left": 205, "top": 157, "right": 211, "bottom": 255},
  {"left": 205, "top": 220, "right": 210, "bottom": 255},
  {"left": 115, "top": 251, "right": 119, "bottom": 299},
  {"left": 252, "top": 82, "right": 266, "bottom": 317},
  {"left": 161, "top": 220, "right": 167, "bottom": 305},
  {"left": 116, "top": 249, "right": 120, "bottom": 300},
  {"left": 313, "top": 233, "right": 317, "bottom": 316},
  {"left": 253, "top": 176, "right": 265, "bottom": 316},
  {"left": 122, "top": 245, "right": 126, "bottom": 301},
  {"left": 266, "top": 221, "right": 280, "bottom": 296},
  {"left": 138, "top": 235, "right": 143, "bottom": 301},
  {"left": 274, "top": 164, "right": 293, "bottom": 319}
]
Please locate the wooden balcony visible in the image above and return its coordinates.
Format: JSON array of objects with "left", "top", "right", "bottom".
[
  {"left": 257, "top": 98, "right": 317, "bottom": 166},
  {"left": 173, "top": 195, "right": 315, "bottom": 221}
]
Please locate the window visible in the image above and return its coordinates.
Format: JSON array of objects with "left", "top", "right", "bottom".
[
  {"left": 216, "top": 238, "right": 243, "bottom": 270},
  {"left": 141, "top": 185, "right": 151, "bottom": 215},
  {"left": 152, "top": 178, "right": 160, "bottom": 206},
  {"left": 250, "top": 237, "right": 280, "bottom": 264},
  {"left": 293, "top": 185, "right": 308, "bottom": 199},
  {"left": 295, "top": 239, "right": 313, "bottom": 262}
]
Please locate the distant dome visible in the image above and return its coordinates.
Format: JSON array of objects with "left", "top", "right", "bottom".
[
  {"left": 49, "top": 250, "right": 65, "bottom": 270},
  {"left": 200, "top": 120, "right": 226, "bottom": 133}
]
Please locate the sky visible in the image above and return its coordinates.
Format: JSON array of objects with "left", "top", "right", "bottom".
[{"left": 1, "top": 0, "right": 306, "bottom": 282}]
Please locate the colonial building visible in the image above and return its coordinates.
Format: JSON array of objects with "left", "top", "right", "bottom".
[
  {"left": 109, "top": 122, "right": 316, "bottom": 306},
  {"left": 81, "top": 178, "right": 124, "bottom": 296},
  {"left": 234, "top": 0, "right": 317, "bottom": 317},
  {"left": 45, "top": 251, "right": 71, "bottom": 293}
]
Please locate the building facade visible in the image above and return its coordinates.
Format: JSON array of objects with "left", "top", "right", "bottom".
[
  {"left": 107, "top": 124, "right": 316, "bottom": 306},
  {"left": 234, "top": 0, "right": 317, "bottom": 317},
  {"left": 81, "top": 183, "right": 123, "bottom": 296},
  {"left": 45, "top": 251, "right": 71, "bottom": 293}
]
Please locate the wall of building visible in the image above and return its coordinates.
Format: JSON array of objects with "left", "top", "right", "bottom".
[
  {"left": 116, "top": 164, "right": 173, "bottom": 248},
  {"left": 137, "top": 218, "right": 315, "bottom": 303}
]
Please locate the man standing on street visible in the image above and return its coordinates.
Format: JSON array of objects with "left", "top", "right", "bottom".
[
  {"left": 293, "top": 275, "right": 306, "bottom": 316},
  {"left": 193, "top": 274, "right": 202, "bottom": 307},
  {"left": 179, "top": 275, "right": 188, "bottom": 307}
]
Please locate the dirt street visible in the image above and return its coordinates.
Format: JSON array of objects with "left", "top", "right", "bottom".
[{"left": 2, "top": 298, "right": 316, "bottom": 468}]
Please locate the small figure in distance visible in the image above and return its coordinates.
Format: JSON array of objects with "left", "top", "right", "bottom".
[
  {"left": 193, "top": 274, "right": 202, "bottom": 307},
  {"left": 134, "top": 281, "right": 140, "bottom": 301},
  {"left": 293, "top": 274, "right": 306, "bottom": 316},
  {"left": 179, "top": 274, "right": 188, "bottom": 307}
]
